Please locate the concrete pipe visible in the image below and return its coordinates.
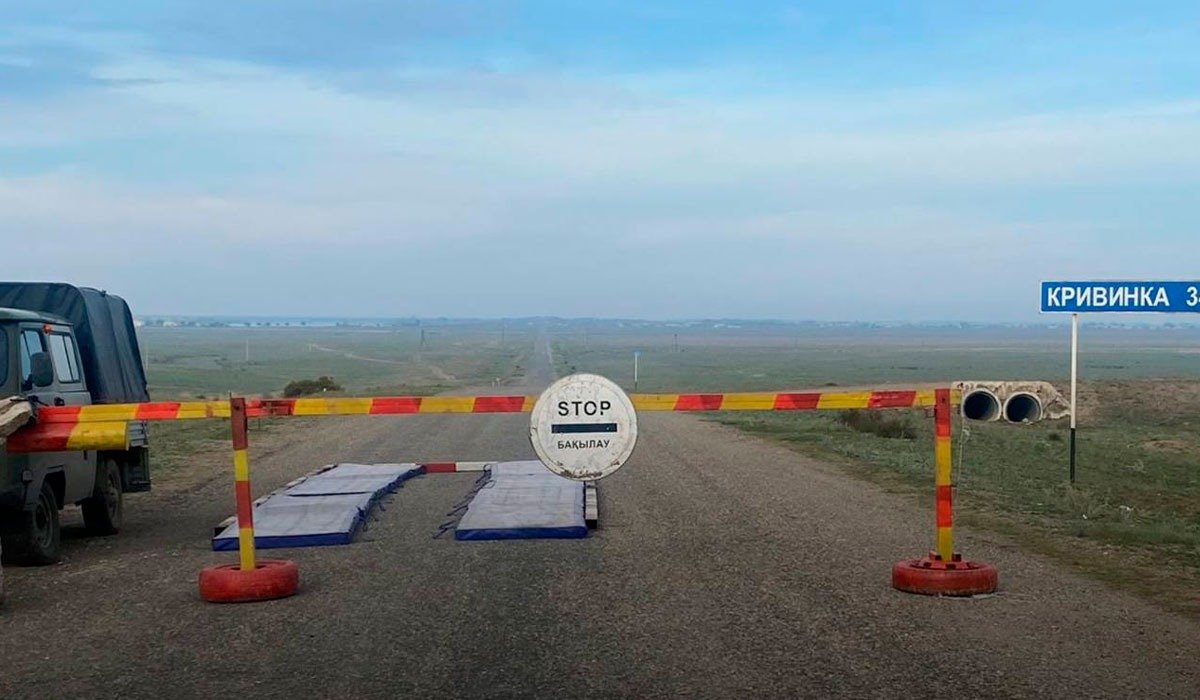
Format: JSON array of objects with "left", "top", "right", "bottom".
[
  {"left": 1003, "top": 392, "right": 1044, "bottom": 423},
  {"left": 961, "top": 389, "right": 1002, "bottom": 422}
]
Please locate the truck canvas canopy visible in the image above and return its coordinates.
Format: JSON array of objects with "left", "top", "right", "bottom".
[{"left": 0, "top": 282, "right": 149, "bottom": 403}]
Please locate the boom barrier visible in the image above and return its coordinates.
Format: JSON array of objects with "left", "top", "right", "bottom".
[
  {"left": 4, "top": 382, "right": 1039, "bottom": 600},
  {"left": 6, "top": 388, "right": 958, "bottom": 452}
]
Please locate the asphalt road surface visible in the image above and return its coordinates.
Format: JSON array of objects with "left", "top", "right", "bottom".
[{"left": 2, "top": 343, "right": 1198, "bottom": 698}]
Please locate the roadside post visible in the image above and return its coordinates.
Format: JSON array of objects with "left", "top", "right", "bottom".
[
  {"left": 198, "top": 397, "right": 299, "bottom": 603},
  {"left": 1042, "top": 280, "right": 1200, "bottom": 483},
  {"left": 1070, "top": 313, "right": 1078, "bottom": 483}
]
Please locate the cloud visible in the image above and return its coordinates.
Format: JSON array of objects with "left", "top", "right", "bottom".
[{"left": 0, "top": 5, "right": 1198, "bottom": 320}]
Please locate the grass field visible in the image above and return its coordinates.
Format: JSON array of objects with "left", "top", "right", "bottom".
[
  {"left": 551, "top": 323, "right": 1200, "bottom": 390},
  {"left": 141, "top": 323, "right": 532, "bottom": 399},
  {"left": 552, "top": 323, "right": 1200, "bottom": 616},
  {"left": 141, "top": 322, "right": 533, "bottom": 473}
]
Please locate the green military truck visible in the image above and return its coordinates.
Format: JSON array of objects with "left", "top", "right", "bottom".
[{"left": 0, "top": 283, "right": 151, "bottom": 567}]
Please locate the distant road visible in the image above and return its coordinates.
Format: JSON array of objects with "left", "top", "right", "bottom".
[{"left": 2, "top": 337, "right": 1197, "bottom": 698}]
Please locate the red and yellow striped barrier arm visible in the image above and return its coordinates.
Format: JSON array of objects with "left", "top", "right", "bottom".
[
  {"left": 18, "top": 397, "right": 532, "bottom": 423},
  {"left": 255, "top": 395, "right": 536, "bottom": 416},
  {"left": 20, "top": 401, "right": 233, "bottom": 423},
  {"left": 5, "top": 420, "right": 131, "bottom": 452},
  {"left": 6, "top": 389, "right": 960, "bottom": 453},
  {"left": 5, "top": 400, "right": 231, "bottom": 453},
  {"left": 631, "top": 389, "right": 947, "bottom": 412},
  {"left": 24, "top": 389, "right": 955, "bottom": 422}
]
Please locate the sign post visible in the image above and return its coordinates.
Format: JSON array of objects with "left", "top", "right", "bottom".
[
  {"left": 1041, "top": 281, "right": 1200, "bottom": 483},
  {"left": 529, "top": 373, "right": 638, "bottom": 481},
  {"left": 1069, "top": 313, "right": 1078, "bottom": 483}
]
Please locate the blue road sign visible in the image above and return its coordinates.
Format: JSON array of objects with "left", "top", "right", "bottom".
[{"left": 1041, "top": 281, "right": 1200, "bottom": 313}]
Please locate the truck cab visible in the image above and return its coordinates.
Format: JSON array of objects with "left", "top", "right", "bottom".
[{"left": 0, "top": 284, "right": 150, "bottom": 565}]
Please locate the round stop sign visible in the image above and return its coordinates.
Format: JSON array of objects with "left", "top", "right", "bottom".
[{"left": 529, "top": 373, "right": 638, "bottom": 481}]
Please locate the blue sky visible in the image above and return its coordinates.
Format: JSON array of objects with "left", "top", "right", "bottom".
[{"left": 1, "top": 1, "right": 1197, "bottom": 320}]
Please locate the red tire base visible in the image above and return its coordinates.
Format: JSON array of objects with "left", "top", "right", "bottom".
[
  {"left": 199, "top": 560, "right": 300, "bottom": 603},
  {"left": 892, "top": 552, "right": 998, "bottom": 596}
]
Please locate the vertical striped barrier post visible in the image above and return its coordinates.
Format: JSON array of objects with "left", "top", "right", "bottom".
[
  {"left": 197, "top": 397, "right": 300, "bottom": 603},
  {"left": 934, "top": 388, "right": 954, "bottom": 562},
  {"left": 891, "top": 387, "right": 999, "bottom": 596},
  {"left": 231, "top": 397, "right": 256, "bottom": 571}
]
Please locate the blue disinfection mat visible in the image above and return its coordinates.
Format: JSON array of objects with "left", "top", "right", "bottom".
[
  {"left": 212, "top": 463, "right": 422, "bottom": 551},
  {"left": 455, "top": 460, "right": 588, "bottom": 541},
  {"left": 286, "top": 463, "right": 422, "bottom": 499}
]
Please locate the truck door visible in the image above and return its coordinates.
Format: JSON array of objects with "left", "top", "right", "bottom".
[{"left": 19, "top": 324, "right": 95, "bottom": 506}]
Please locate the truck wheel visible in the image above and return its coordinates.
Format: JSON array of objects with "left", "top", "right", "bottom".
[
  {"left": 82, "top": 459, "right": 123, "bottom": 536},
  {"left": 1, "top": 480, "right": 61, "bottom": 566}
]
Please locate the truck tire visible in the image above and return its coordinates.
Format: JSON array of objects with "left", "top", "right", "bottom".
[
  {"left": 82, "top": 458, "right": 123, "bottom": 536},
  {"left": 1, "top": 480, "right": 61, "bottom": 566}
]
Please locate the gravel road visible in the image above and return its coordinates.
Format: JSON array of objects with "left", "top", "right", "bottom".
[{"left": 1, "top": 346, "right": 1196, "bottom": 698}]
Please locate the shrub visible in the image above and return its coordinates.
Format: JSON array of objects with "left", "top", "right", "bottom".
[
  {"left": 283, "top": 376, "right": 343, "bottom": 397},
  {"left": 837, "top": 409, "right": 918, "bottom": 440}
]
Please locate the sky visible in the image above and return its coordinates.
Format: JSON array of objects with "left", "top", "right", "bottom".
[{"left": 1, "top": 1, "right": 1198, "bottom": 321}]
